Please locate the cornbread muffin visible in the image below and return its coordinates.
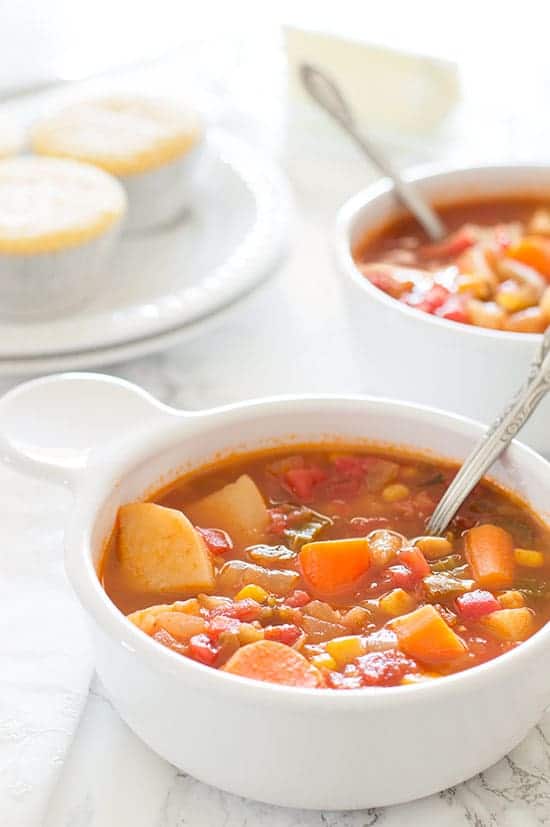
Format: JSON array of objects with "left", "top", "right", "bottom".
[
  {"left": 0, "top": 112, "right": 24, "bottom": 158},
  {"left": 0, "top": 156, "right": 126, "bottom": 318},
  {"left": 32, "top": 97, "right": 203, "bottom": 230}
]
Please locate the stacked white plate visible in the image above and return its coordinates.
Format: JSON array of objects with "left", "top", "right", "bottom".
[{"left": 0, "top": 128, "right": 290, "bottom": 375}]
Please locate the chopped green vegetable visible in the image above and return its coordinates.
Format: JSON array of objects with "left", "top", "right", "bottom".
[
  {"left": 420, "top": 472, "right": 445, "bottom": 487},
  {"left": 429, "top": 553, "right": 464, "bottom": 573},
  {"left": 515, "top": 577, "right": 550, "bottom": 601},
  {"left": 247, "top": 544, "right": 297, "bottom": 566},
  {"left": 423, "top": 573, "right": 474, "bottom": 601},
  {"left": 283, "top": 507, "right": 333, "bottom": 551}
]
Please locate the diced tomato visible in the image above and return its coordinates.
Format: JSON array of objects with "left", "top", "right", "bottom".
[
  {"left": 268, "top": 507, "right": 288, "bottom": 535},
  {"left": 397, "top": 547, "right": 430, "bottom": 579},
  {"left": 284, "top": 466, "right": 327, "bottom": 500},
  {"left": 435, "top": 296, "right": 469, "bottom": 324},
  {"left": 325, "top": 669, "right": 363, "bottom": 690},
  {"left": 209, "top": 599, "right": 263, "bottom": 622},
  {"left": 456, "top": 589, "right": 501, "bottom": 620},
  {"left": 349, "top": 516, "right": 390, "bottom": 535},
  {"left": 207, "top": 615, "right": 241, "bottom": 639},
  {"left": 355, "top": 649, "right": 417, "bottom": 686},
  {"left": 419, "top": 227, "right": 476, "bottom": 260},
  {"left": 188, "top": 634, "right": 220, "bottom": 665},
  {"left": 366, "top": 269, "right": 412, "bottom": 299},
  {"left": 264, "top": 624, "right": 302, "bottom": 646},
  {"left": 423, "top": 284, "right": 450, "bottom": 312},
  {"left": 284, "top": 589, "right": 311, "bottom": 608},
  {"left": 196, "top": 526, "right": 233, "bottom": 554},
  {"left": 387, "top": 564, "right": 417, "bottom": 590},
  {"left": 333, "top": 455, "right": 365, "bottom": 478}
]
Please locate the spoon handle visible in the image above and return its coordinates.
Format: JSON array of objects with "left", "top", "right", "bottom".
[
  {"left": 299, "top": 63, "right": 446, "bottom": 241},
  {"left": 427, "top": 328, "right": 550, "bottom": 536}
]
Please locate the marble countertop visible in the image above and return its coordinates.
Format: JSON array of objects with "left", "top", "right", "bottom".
[{"left": 6, "top": 34, "right": 550, "bottom": 827}]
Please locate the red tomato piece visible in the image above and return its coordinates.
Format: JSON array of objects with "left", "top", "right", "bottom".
[
  {"left": 284, "top": 467, "right": 327, "bottom": 500},
  {"left": 355, "top": 649, "right": 417, "bottom": 686},
  {"left": 387, "top": 564, "right": 417, "bottom": 590},
  {"left": 264, "top": 624, "right": 302, "bottom": 646},
  {"left": 188, "top": 634, "right": 220, "bottom": 665},
  {"left": 325, "top": 670, "right": 363, "bottom": 690},
  {"left": 268, "top": 507, "right": 288, "bottom": 535},
  {"left": 423, "top": 284, "right": 450, "bottom": 312},
  {"left": 209, "top": 599, "right": 263, "bottom": 622},
  {"left": 455, "top": 589, "right": 501, "bottom": 620},
  {"left": 420, "top": 227, "right": 476, "bottom": 260},
  {"left": 435, "top": 296, "right": 469, "bottom": 324},
  {"left": 196, "top": 526, "right": 233, "bottom": 554},
  {"left": 207, "top": 615, "right": 242, "bottom": 639},
  {"left": 284, "top": 589, "right": 311, "bottom": 608},
  {"left": 333, "top": 455, "right": 365, "bottom": 478},
  {"left": 398, "top": 547, "right": 430, "bottom": 579}
]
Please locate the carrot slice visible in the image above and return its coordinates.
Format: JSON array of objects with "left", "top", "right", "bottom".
[
  {"left": 465, "top": 524, "right": 515, "bottom": 590},
  {"left": 222, "top": 640, "right": 322, "bottom": 687},
  {"left": 391, "top": 605, "right": 466, "bottom": 664},
  {"left": 507, "top": 236, "right": 550, "bottom": 279},
  {"left": 299, "top": 538, "right": 371, "bottom": 596}
]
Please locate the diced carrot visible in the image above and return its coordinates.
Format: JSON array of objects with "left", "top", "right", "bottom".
[
  {"left": 299, "top": 538, "right": 371, "bottom": 596},
  {"left": 222, "top": 640, "right": 322, "bottom": 687},
  {"left": 507, "top": 236, "right": 550, "bottom": 279},
  {"left": 391, "top": 604, "right": 466, "bottom": 664},
  {"left": 465, "top": 524, "right": 515, "bottom": 589}
]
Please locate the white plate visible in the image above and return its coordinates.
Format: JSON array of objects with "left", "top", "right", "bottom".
[
  {"left": 0, "top": 128, "right": 290, "bottom": 360},
  {"left": 0, "top": 280, "right": 262, "bottom": 375}
]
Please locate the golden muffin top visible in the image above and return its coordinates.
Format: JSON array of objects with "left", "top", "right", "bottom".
[
  {"left": 0, "top": 156, "right": 127, "bottom": 254},
  {"left": 32, "top": 96, "right": 202, "bottom": 176}
]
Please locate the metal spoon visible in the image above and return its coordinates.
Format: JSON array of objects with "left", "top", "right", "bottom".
[
  {"left": 427, "top": 326, "right": 550, "bottom": 535},
  {"left": 299, "top": 63, "right": 446, "bottom": 241}
]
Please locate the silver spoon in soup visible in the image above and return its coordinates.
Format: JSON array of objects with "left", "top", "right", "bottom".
[
  {"left": 299, "top": 63, "right": 447, "bottom": 242},
  {"left": 428, "top": 324, "right": 550, "bottom": 534}
]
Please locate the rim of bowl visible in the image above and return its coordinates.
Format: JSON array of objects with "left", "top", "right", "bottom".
[
  {"left": 66, "top": 393, "right": 550, "bottom": 708},
  {"left": 335, "top": 161, "right": 550, "bottom": 345}
]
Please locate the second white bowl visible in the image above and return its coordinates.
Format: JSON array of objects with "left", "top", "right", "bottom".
[{"left": 335, "top": 164, "right": 550, "bottom": 457}]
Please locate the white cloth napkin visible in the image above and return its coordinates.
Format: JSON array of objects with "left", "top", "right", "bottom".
[{"left": 0, "top": 466, "right": 93, "bottom": 826}]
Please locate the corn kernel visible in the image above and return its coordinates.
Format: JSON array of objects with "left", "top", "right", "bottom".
[
  {"left": 379, "top": 588, "right": 416, "bottom": 617},
  {"left": 235, "top": 584, "right": 269, "bottom": 602},
  {"left": 498, "top": 590, "right": 526, "bottom": 609},
  {"left": 495, "top": 281, "right": 536, "bottom": 313},
  {"left": 514, "top": 548, "right": 545, "bottom": 568},
  {"left": 415, "top": 536, "right": 453, "bottom": 560},
  {"left": 400, "top": 466, "right": 419, "bottom": 479},
  {"left": 326, "top": 635, "right": 366, "bottom": 667},
  {"left": 311, "top": 652, "right": 337, "bottom": 670},
  {"left": 456, "top": 274, "right": 490, "bottom": 299},
  {"left": 382, "top": 483, "right": 410, "bottom": 503}
]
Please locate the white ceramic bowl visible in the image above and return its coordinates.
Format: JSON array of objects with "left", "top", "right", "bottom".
[
  {"left": 1, "top": 373, "right": 550, "bottom": 810},
  {"left": 335, "top": 164, "right": 550, "bottom": 458}
]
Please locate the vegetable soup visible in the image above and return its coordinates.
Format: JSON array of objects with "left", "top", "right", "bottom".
[
  {"left": 355, "top": 197, "right": 550, "bottom": 332},
  {"left": 102, "top": 445, "right": 550, "bottom": 689}
]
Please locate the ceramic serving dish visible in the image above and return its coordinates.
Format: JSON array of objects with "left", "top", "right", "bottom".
[
  {"left": 335, "top": 163, "right": 550, "bottom": 458},
  {"left": 1, "top": 372, "right": 550, "bottom": 810}
]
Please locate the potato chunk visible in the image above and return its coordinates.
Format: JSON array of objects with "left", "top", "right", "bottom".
[
  {"left": 118, "top": 503, "right": 214, "bottom": 592},
  {"left": 186, "top": 474, "right": 268, "bottom": 548},
  {"left": 482, "top": 608, "right": 535, "bottom": 642}
]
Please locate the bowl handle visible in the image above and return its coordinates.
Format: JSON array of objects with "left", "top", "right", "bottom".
[{"left": 0, "top": 372, "right": 176, "bottom": 488}]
